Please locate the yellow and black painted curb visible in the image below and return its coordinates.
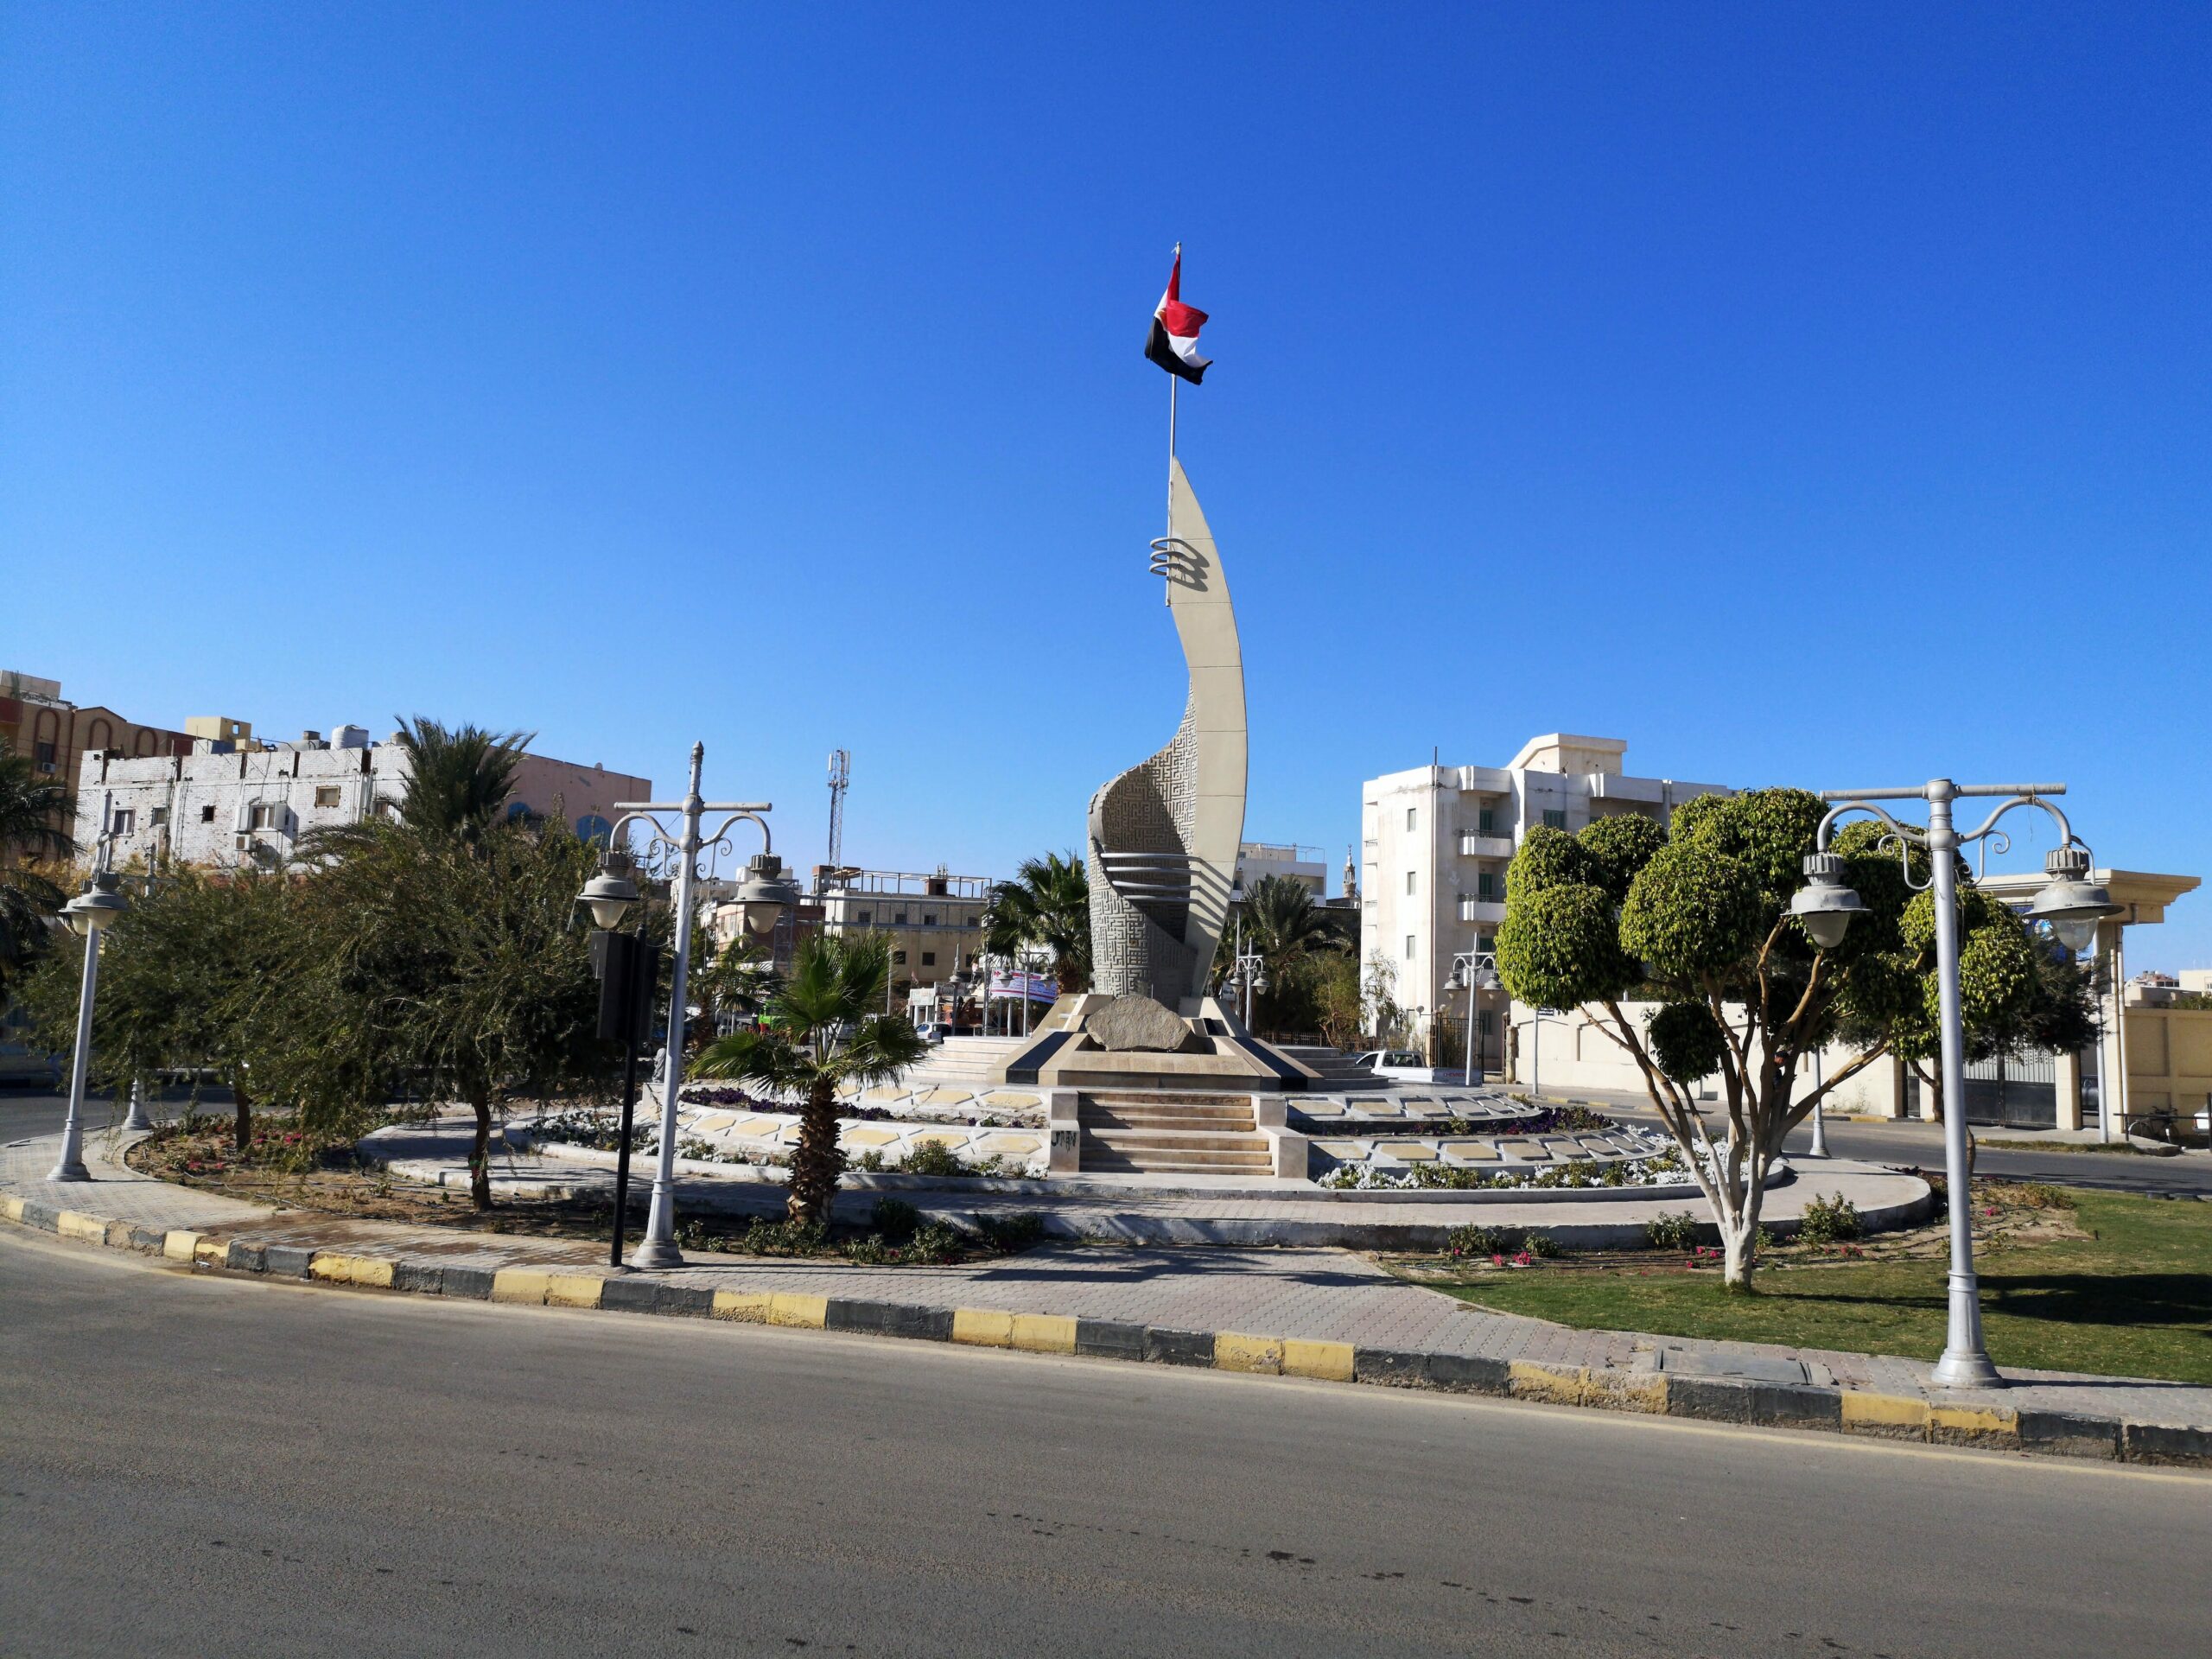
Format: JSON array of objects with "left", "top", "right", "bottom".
[{"left": 7, "top": 1192, "right": 2207, "bottom": 1471}]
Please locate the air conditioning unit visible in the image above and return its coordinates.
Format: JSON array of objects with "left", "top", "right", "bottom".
[{"left": 35, "top": 761, "right": 55, "bottom": 774}]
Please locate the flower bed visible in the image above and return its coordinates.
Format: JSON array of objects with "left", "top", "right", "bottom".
[{"left": 1319, "top": 1149, "right": 1690, "bottom": 1192}]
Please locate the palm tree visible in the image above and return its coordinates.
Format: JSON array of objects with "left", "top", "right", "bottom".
[
  {"left": 982, "top": 851, "right": 1091, "bottom": 994},
  {"left": 0, "top": 738, "right": 76, "bottom": 1001},
  {"left": 690, "top": 932, "right": 927, "bottom": 1226},
  {"left": 392, "top": 715, "right": 533, "bottom": 840},
  {"left": 1214, "top": 874, "right": 1347, "bottom": 1036}
]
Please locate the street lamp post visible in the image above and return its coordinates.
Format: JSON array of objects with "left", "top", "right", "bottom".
[
  {"left": 585, "top": 744, "right": 798, "bottom": 1270},
  {"left": 1790, "top": 779, "right": 2121, "bottom": 1389},
  {"left": 1444, "top": 950, "right": 1501, "bottom": 1086},
  {"left": 1226, "top": 911, "right": 1264, "bottom": 1028},
  {"left": 48, "top": 862, "right": 130, "bottom": 1182}
]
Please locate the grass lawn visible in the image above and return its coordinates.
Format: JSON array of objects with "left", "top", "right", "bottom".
[{"left": 1418, "top": 1189, "right": 2212, "bottom": 1385}]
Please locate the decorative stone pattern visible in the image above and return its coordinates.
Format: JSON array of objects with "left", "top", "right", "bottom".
[{"left": 1088, "top": 461, "right": 1245, "bottom": 1008}]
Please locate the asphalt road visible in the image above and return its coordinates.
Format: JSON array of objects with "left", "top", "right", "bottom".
[
  {"left": 1560, "top": 1089, "right": 2212, "bottom": 1197},
  {"left": 3, "top": 1230, "right": 2208, "bottom": 1658},
  {"left": 0, "top": 1083, "right": 209, "bottom": 1145}
]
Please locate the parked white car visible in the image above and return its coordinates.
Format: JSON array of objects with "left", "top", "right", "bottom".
[{"left": 1353, "top": 1049, "right": 1434, "bottom": 1084}]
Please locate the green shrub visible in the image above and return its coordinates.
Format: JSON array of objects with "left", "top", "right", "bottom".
[
  {"left": 1797, "top": 1192, "right": 1863, "bottom": 1246},
  {"left": 1446, "top": 1223, "right": 1505, "bottom": 1257},
  {"left": 896, "top": 1141, "right": 966, "bottom": 1178},
  {"left": 872, "top": 1197, "right": 920, "bottom": 1243},
  {"left": 1645, "top": 1210, "right": 1699, "bottom": 1251},
  {"left": 1522, "top": 1229, "right": 1561, "bottom": 1259},
  {"left": 904, "top": 1220, "right": 970, "bottom": 1264},
  {"left": 974, "top": 1211, "right": 1046, "bottom": 1252},
  {"left": 739, "top": 1217, "right": 829, "bottom": 1256}
]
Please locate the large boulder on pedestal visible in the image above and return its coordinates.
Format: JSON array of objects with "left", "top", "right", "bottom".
[{"left": 1082, "top": 994, "right": 1204, "bottom": 1053}]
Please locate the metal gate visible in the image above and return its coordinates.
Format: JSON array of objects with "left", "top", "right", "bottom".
[{"left": 1962, "top": 1052, "right": 2057, "bottom": 1129}]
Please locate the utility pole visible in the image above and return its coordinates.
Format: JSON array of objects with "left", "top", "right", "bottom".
[{"left": 824, "top": 749, "right": 849, "bottom": 893}]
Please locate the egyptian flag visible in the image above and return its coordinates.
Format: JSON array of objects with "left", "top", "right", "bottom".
[{"left": 1146, "top": 245, "right": 1211, "bottom": 384}]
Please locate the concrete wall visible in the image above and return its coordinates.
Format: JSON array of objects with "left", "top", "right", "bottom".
[{"left": 2126, "top": 1006, "right": 2212, "bottom": 1122}]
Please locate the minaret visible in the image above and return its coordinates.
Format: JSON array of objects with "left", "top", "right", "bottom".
[{"left": 1343, "top": 844, "right": 1357, "bottom": 904}]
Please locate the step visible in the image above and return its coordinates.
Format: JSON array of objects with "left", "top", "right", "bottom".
[
  {"left": 1079, "top": 1110, "right": 1258, "bottom": 1134},
  {"left": 1082, "top": 1090, "right": 1263, "bottom": 1108},
  {"left": 1082, "top": 1128, "right": 1268, "bottom": 1154},
  {"left": 1081, "top": 1149, "right": 1274, "bottom": 1173}
]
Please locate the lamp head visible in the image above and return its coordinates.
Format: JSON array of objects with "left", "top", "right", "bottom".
[
  {"left": 1789, "top": 850, "right": 1867, "bottom": 950},
  {"left": 735, "top": 852, "right": 801, "bottom": 944},
  {"left": 62, "top": 871, "right": 129, "bottom": 938},
  {"left": 2028, "top": 845, "right": 2123, "bottom": 955},
  {"left": 578, "top": 863, "right": 640, "bottom": 931}
]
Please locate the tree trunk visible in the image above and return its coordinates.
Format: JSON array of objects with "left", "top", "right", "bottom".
[
  {"left": 786, "top": 1077, "right": 843, "bottom": 1227},
  {"left": 1717, "top": 1156, "right": 1767, "bottom": 1289},
  {"left": 469, "top": 1090, "right": 493, "bottom": 1210},
  {"left": 232, "top": 1080, "right": 254, "bottom": 1154}
]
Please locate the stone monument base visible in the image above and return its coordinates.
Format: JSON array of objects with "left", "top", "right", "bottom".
[{"left": 994, "top": 995, "right": 1321, "bottom": 1092}]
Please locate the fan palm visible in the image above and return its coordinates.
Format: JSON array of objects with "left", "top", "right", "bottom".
[
  {"left": 690, "top": 932, "right": 927, "bottom": 1225},
  {"left": 0, "top": 738, "right": 76, "bottom": 1001},
  {"left": 982, "top": 851, "right": 1090, "bottom": 993}
]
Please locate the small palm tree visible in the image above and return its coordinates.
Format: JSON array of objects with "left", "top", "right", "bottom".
[
  {"left": 0, "top": 738, "right": 77, "bottom": 1000},
  {"left": 690, "top": 932, "right": 927, "bottom": 1226},
  {"left": 982, "top": 851, "right": 1090, "bottom": 993},
  {"left": 392, "top": 715, "right": 533, "bottom": 840}
]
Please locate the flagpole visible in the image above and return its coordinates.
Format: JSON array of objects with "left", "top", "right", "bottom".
[{"left": 1166, "top": 241, "right": 1179, "bottom": 607}]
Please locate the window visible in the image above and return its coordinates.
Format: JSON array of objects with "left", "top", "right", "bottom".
[
  {"left": 1406, "top": 807, "right": 1416, "bottom": 831},
  {"left": 249, "top": 804, "right": 279, "bottom": 831},
  {"left": 1542, "top": 809, "right": 1567, "bottom": 830},
  {"left": 315, "top": 785, "right": 342, "bottom": 808},
  {"left": 1478, "top": 807, "right": 1497, "bottom": 836},
  {"left": 33, "top": 741, "right": 55, "bottom": 767},
  {"left": 1405, "top": 871, "right": 1416, "bottom": 894},
  {"left": 1476, "top": 872, "right": 1497, "bottom": 900},
  {"left": 855, "top": 910, "right": 872, "bottom": 925},
  {"left": 1478, "top": 933, "right": 1495, "bottom": 954},
  {"left": 921, "top": 951, "right": 937, "bottom": 967},
  {"left": 893, "top": 911, "right": 908, "bottom": 925},
  {"left": 893, "top": 950, "right": 907, "bottom": 965},
  {"left": 200, "top": 804, "right": 217, "bottom": 823},
  {"left": 148, "top": 806, "right": 168, "bottom": 827},
  {"left": 923, "top": 913, "right": 937, "bottom": 926},
  {"left": 110, "top": 808, "right": 136, "bottom": 836},
  {"left": 1405, "top": 935, "right": 1416, "bottom": 959}
]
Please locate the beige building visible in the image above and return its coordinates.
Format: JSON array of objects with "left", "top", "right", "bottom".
[
  {"left": 705, "top": 867, "right": 994, "bottom": 992},
  {"left": 1234, "top": 841, "right": 1328, "bottom": 898},
  {"left": 1, "top": 671, "right": 194, "bottom": 830},
  {"left": 1361, "top": 734, "right": 1730, "bottom": 1053}
]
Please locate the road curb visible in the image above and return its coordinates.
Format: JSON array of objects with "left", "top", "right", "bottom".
[{"left": 6, "top": 1199, "right": 2206, "bottom": 1471}]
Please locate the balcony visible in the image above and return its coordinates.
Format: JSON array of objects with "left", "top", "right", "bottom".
[
  {"left": 1457, "top": 833, "right": 1514, "bottom": 859},
  {"left": 1458, "top": 897, "right": 1506, "bottom": 924}
]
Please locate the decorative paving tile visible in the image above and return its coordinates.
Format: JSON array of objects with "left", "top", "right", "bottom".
[
  {"left": 1440, "top": 1141, "right": 1500, "bottom": 1161},
  {"left": 978, "top": 1134, "right": 1041, "bottom": 1155},
  {"left": 691, "top": 1114, "right": 736, "bottom": 1135},
  {"left": 912, "top": 1131, "right": 971, "bottom": 1149},
  {"left": 1311, "top": 1141, "right": 1366, "bottom": 1159},
  {"left": 1497, "top": 1141, "right": 1548, "bottom": 1160},
  {"left": 865, "top": 1086, "right": 908, "bottom": 1103},
  {"left": 729, "top": 1116, "right": 788, "bottom": 1138},
  {"left": 842, "top": 1127, "right": 901, "bottom": 1147},
  {"left": 1376, "top": 1141, "right": 1439, "bottom": 1161},
  {"left": 981, "top": 1090, "right": 1040, "bottom": 1110}
]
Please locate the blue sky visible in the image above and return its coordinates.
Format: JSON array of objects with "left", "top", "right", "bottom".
[{"left": 4, "top": 4, "right": 2209, "bottom": 966}]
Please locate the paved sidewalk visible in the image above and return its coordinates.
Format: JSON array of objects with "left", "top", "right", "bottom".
[{"left": 6, "top": 1128, "right": 2208, "bottom": 1468}]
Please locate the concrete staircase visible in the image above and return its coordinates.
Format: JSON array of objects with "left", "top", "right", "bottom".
[
  {"left": 900, "top": 1036, "right": 1033, "bottom": 1085},
  {"left": 1275, "top": 1046, "right": 1379, "bottom": 1085},
  {"left": 1077, "top": 1092, "right": 1274, "bottom": 1176}
]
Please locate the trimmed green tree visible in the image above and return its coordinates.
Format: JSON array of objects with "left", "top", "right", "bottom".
[
  {"left": 982, "top": 852, "right": 1091, "bottom": 993},
  {"left": 1495, "top": 796, "right": 2054, "bottom": 1287}
]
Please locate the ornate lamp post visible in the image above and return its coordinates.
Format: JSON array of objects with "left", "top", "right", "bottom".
[
  {"left": 1444, "top": 950, "right": 1501, "bottom": 1086},
  {"left": 586, "top": 744, "right": 798, "bottom": 1269},
  {"left": 48, "top": 862, "right": 130, "bottom": 1182},
  {"left": 1791, "top": 779, "right": 2120, "bottom": 1388}
]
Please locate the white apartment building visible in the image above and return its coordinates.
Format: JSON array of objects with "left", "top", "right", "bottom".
[
  {"left": 1234, "top": 841, "right": 1328, "bottom": 898},
  {"left": 1360, "top": 734, "right": 1730, "bottom": 1050},
  {"left": 74, "top": 727, "right": 650, "bottom": 872}
]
